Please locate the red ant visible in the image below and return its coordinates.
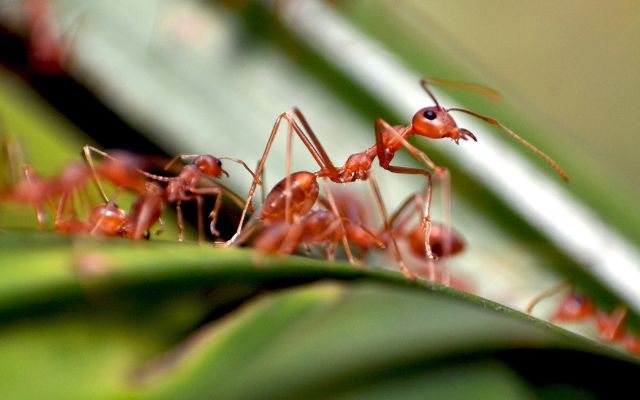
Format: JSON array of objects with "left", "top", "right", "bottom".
[
  {"left": 330, "top": 187, "right": 471, "bottom": 288},
  {"left": 232, "top": 79, "right": 567, "bottom": 276},
  {"left": 250, "top": 174, "right": 385, "bottom": 260},
  {"left": 527, "top": 284, "right": 640, "bottom": 355},
  {"left": 229, "top": 109, "right": 424, "bottom": 278},
  {"left": 53, "top": 181, "right": 164, "bottom": 240},
  {"left": 135, "top": 153, "right": 259, "bottom": 242}
]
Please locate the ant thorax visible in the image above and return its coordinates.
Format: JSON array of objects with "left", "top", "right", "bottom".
[{"left": 336, "top": 151, "right": 375, "bottom": 182}]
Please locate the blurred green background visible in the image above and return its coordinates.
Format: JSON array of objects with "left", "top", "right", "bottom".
[{"left": 0, "top": 0, "right": 639, "bottom": 398}]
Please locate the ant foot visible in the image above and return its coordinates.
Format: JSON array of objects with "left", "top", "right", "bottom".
[{"left": 435, "top": 166, "right": 448, "bottom": 177}]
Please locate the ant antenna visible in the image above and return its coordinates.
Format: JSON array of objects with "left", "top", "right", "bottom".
[
  {"left": 419, "top": 78, "right": 441, "bottom": 109},
  {"left": 218, "top": 157, "right": 262, "bottom": 184},
  {"left": 447, "top": 107, "right": 569, "bottom": 182},
  {"left": 425, "top": 77, "right": 501, "bottom": 103},
  {"left": 163, "top": 155, "right": 197, "bottom": 171},
  {"left": 526, "top": 281, "right": 572, "bottom": 314}
]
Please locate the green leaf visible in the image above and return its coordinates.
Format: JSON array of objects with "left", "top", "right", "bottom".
[{"left": 0, "top": 232, "right": 637, "bottom": 399}]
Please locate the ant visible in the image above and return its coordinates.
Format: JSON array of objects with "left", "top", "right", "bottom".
[
  {"left": 232, "top": 79, "right": 567, "bottom": 277},
  {"left": 251, "top": 177, "right": 385, "bottom": 260},
  {"left": 230, "top": 115, "right": 412, "bottom": 275},
  {"left": 53, "top": 181, "right": 164, "bottom": 240},
  {"left": 229, "top": 109, "right": 428, "bottom": 278},
  {"left": 330, "top": 187, "right": 470, "bottom": 287},
  {"left": 137, "top": 153, "right": 259, "bottom": 242},
  {"left": 527, "top": 284, "right": 640, "bottom": 354}
]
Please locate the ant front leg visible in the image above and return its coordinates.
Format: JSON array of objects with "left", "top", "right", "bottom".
[{"left": 374, "top": 119, "right": 440, "bottom": 175}]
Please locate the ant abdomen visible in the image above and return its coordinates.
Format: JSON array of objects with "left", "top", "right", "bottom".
[
  {"left": 260, "top": 171, "right": 319, "bottom": 223},
  {"left": 405, "top": 223, "right": 465, "bottom": 258}
]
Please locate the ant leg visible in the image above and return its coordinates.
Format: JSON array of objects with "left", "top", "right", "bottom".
[
  {"left": 189, "top": 187, "right": 224, "bottom": 238},
  {"left": 320, "top": 178, "right": 356, "bottom": 265},
  {"left": 176, "top": 200, "right": 185, "bottom": 242},
  {"left": 388, "top": 192, "right": 423, "bottom": 235},
  {"left": 53, "top": 193, "right": 67, "bottom": 230},
  {"left": 155, "top": 217, "right": 165, "bottom": 237},
  {"left": 196, "top": 195, "right": 204, "bottom": 243},
  {"left": 284, "top": 117, "right": 293, "bottom": 224},
  {"left": 23, "top": 165, "right": 47, "bottom": 229},
  {"left": 257, "top": 159, "right": 266, "bottom": 203},
  {"left": 291, "top": 107, "right": 340, "bottom": 180},
  {"left": 227, "top": 113, "right": 290, "bottom": 244},
  {"left": 439, "top": 168, "right": 454, "bottom": 285},
  {"left": 368, "top": 174, "right": 416, "bottom": 280},
  {"left": 228, "top": 111, "right": 338, "bottom": 244},
  {"left": 375, "top": 119, "right": 441, "bottom": 173},
  {"left": 597, "top": 307, "right": 627, "bottom": 342},
  {"left": 421, "top": 173, "right": 437, "bottom": 281},
  {"left": 339, "top": 217, "right": 385, "bottom": 249}
]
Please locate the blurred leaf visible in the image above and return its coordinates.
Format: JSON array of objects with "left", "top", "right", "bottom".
[{"left": 0, "top": 232, "right": 637, "bottom": 399}]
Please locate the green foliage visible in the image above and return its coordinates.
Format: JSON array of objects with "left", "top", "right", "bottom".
[{"left": 0, "top": 232, "right": 637, "bottom": 399}]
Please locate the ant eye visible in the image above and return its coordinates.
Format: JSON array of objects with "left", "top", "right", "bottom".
[
  {"left": 423, "top": 110, "right": 437, "bottom": 120},
  {"left": 216, "top": 159, "right": 222, "bottom": 167}
]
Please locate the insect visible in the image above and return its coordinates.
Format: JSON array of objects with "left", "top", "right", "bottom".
[
  {"left": 527, "top": 284, "right": 640, "bottom": 354},
  {"left": 330, "top": 187, "right": 470, "bottom": 287},
  {"left": 141, "top": 153, "right": 259, "bottom": 242},
  {"left": 232, "top": 79, "right": 567, "bottom": 276},
  {"left": 250, "top": 174, "right": 385, "bottom": 261},
  {"left": 228, "top": 112, "right": 415, "bottom": 277}
]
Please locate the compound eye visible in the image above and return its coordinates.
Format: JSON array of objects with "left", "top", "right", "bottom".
[
  {"left": 216, "top": 159, "right": 222, "bottom": 167},
  {"left": 423, "top": 110, "right": 437, "bottom": 120}
]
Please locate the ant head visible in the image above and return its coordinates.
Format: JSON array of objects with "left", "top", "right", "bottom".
[
  {"left": 411, "top": 107, "right": 477, "bottom": 144},
  {"left": 552, "top": 292, "right": 596, "bottom": 322},
  {"left": 194, "top": 155, "right": 227, "bottom": 178}
]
